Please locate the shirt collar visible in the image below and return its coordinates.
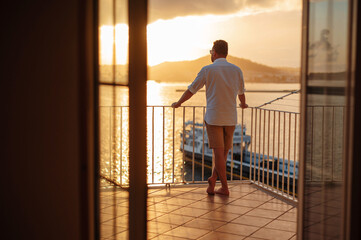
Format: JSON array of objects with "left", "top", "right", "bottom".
[{"left": 213, "top": 58, "right": 227, "bottom": 63}]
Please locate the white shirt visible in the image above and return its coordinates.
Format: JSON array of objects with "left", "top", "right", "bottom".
[{"left": 188, "top": 58, "right": 245, "bottom": 126}]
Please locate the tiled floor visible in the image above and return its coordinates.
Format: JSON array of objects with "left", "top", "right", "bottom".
[{"left": 100, "top": 182, "right": 297, "bottom": 240}]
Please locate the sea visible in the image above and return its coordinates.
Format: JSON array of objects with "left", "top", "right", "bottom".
[{"left": 99, "top": 82, "right": 301, "bottom": 185}]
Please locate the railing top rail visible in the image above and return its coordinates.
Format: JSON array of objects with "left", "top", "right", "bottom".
[{"left": 99, "top": 105, "right": 302, "bottom": 114}]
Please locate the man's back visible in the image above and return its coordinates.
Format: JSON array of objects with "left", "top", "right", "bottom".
[{"left": 188, "top": 58, "right": 245, "bottom": 126}]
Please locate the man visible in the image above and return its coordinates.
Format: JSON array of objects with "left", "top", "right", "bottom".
[{"left": 172, "top": 40, "right": 248, "bottom": 196}]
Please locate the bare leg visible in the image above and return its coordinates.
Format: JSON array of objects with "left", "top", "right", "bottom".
[
  {"left": 207, "top": 149, "right": 229, "bottom": 194},
  {"left": 214, "top": 148, "right": 230, "bottom": 195}
]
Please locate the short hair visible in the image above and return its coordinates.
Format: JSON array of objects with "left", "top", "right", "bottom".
[{"left": 213, "top": 40, "right": 228, "bottom": 56}]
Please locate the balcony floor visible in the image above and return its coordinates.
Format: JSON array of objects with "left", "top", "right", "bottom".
[{"left": 100, "top": 182, "right": 297, "bottom": 240}]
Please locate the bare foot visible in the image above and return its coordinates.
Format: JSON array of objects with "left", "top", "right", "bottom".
[
  {"left": 206, "top": 177, "right": 216, "bottom": 195},
  {"left": 215, "top": 187, "right": 229, "bottom": 196}
]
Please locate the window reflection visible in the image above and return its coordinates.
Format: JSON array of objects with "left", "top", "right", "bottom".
[{"left": 303, "top": 0, "right": 349, "bottom": 239}]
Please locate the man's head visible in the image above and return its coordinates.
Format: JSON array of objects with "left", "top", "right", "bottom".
[{"left": 210, "top": 40, "right": 228, "bottom": 62}]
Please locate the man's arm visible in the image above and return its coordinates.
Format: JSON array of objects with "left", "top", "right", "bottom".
[
  {"left": 238, "top": 94, "right": 248, "bottom": 109},
  {"left": 171, "top": 89, "right": 194, "bottom": 108}
]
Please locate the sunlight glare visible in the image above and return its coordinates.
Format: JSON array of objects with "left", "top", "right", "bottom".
[{"left": 100, "top": 24, "right": 128, "bottom": 65}]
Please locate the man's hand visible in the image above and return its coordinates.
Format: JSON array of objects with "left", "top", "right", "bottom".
[
  {"left": 240, "top": 103, "right": 248, "bottom": 109},
  {"left": 171, "top": 102, "right": 181, "bottom": 108}
]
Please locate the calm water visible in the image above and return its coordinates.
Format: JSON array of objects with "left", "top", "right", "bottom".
[{"left": 99, "top": 82, "right": 301, "bottom": 185}]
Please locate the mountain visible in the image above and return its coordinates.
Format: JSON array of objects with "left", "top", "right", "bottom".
[
  {"left": 99, "top": 56, "right": 300, "bottom": 83},
  {"left": 149, "top": 55, "right": 299, "bottom": 83}
]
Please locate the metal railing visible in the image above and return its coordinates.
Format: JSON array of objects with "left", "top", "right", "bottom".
[
  {"left": 99, "top": 105, "right": 312, "bottom": 201},
  {"left": 305, "top": 106, "right": 345, "bottom": 183}
]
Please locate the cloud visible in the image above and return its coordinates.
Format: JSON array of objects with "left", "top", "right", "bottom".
[{"left": 149, "top": 0, "right": 301, "bottom": 22}]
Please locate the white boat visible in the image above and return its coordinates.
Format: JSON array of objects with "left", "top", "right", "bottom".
[{"left": 180, "top": 121, "right": 298, "bottom": 187}]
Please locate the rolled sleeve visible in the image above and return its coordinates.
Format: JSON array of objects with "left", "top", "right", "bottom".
[{"left": 188, "top": 67, "right": 206, "bottom": 94}]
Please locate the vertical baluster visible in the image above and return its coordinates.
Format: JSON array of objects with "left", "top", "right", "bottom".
[
  {"left": 182, "top": 107, "right": 185, "bottom": 183},
  {"left": 202, "top": 107, "right": 205, "bottom": 182},
  {"left": 293, "top": 113, "right": 297, "bottom": 199},
  {"left": 250, "top": 108, "right": 254, "bottom": 182},
  {"left": 152, "top": 106, "right": 155, "bottom": 184},
  {"left": 253, "top": 108, "right": 258, "bottom": 182},
  {"left": 331, "top": 107, "right": 334, "bottom": 181},
  {"left": 310, "top": 107, "right": 314, "bottom": 180},
  {"left": 240, "top": 108, "right": 244, "bottom": 181},
  {"left": 120, "top": 107, "right": 123, "bottom": 186},
  {"left": 172, "top": 107, "right": 175, "bottom": 183},
  {"left": 267, "top": 110, "right": 270, "bottom": 187},
  {"left": 322, "top": 106, "right": 325, "bottom": 181},
  {"left": 282, "top": 112, "right": 286, "bottom": 195},
  {"left": 162, "top": 107, "right": 165, "bottom": 184},
  {"left": 109, "top": 107, "right": 112, "bottom": 180},
  {"left": 258, "top": 109, "right": 262, "bottom": 185},
  {"left": 192, "top": 107, "right": 195, "bottom": 183},
  {"left": 262, "top": 109, "right": 266, "bottom": 185},
  {"left": 272, "top": 111, "right": 275, "bottom": 189},
  {"left": 287, "top": 112, "right": 291, "bottom": 196},
  {"left": 277, "top": 111, "right": 280, "bottom": 193}
]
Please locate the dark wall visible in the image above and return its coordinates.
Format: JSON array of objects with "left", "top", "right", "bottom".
[{"left": 0, "top": 1, "right": 92, "bottom": 239}]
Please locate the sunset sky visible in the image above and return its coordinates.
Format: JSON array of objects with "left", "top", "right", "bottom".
[{"left": 99, "top": 0, "right": 302, "bottom": 67}]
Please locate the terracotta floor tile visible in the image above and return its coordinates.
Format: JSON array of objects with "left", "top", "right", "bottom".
[
  {"left": 148, "top": 203, "right": 181, "bottom": 213},
  {"left": 201, "top": 210, "right": 240, "bottom": 222},
  {"left": 151, "top": 234, "right": 191, "bottom": 240},
  {"left": 148, "top": 210, "right": 166, "bottom": 220},
  {"left": 243, "top": 238, "right": 264, "bottom": 240},
  {"left": 265, "top": 219, "right": 296, "bottom": 232},
  {"left": 101, "top": 205, "right": 128, "bottom": 216},
  {"left": 147, "top": 196, "right": 169, "bottom": 206},
  {"left": 101, "top": 213, "right": 115, "bottom": 223},
  {"left": 183, "top": 218, "right": 226, "bottom": 231},
  {"left": 229, "top": 184, "right": 257, "bottom": 193},
  {"left": 288, "top": 207, "right": 297, "bottom": 214},
  {"left": 163, "top": 226, "right": 210, "bottom": 239},
  {"left": 205, "top": 195, "right": 235, "bottom": 204},
  {"left": 198, "top": 231, "right": 245, "bottom": 240},
  {"left": 277, "top": 211, "right": 297, "bottom": 222},
  {"left": 113, "top": 230, "right": 128, "bottom": 239},
  {"left": 147, "top": 232, "right": 158, "bottom": 239},
  {"left": 228, "top": 191, "right": 250, "bottom": 199},
  {"left": 232, "top": 215, "right": 272, "bottom": 227},
  {"left": 153, "top": 213, "right": 194, "bottom": 225},
  {"left": 147, "top": 221, "right": 178, "bottom": 234},
  {"left": 251, "top": 228, "right": 294, "bottom": 240},
  {"left": 258, "top": 202, "right": 293, "bottom": 212},
  {"left": 171, "top": 206, "right": 209, "bottom": 218},
  {"left": 100, "top": 183, "right": 297, "bottom": 240},
  {"left": 172, "top": 187, "right": 197, "bottom": 192},
  {"left": 230, "top": 199, "right": 266, "bottom": 208},
  {"left": 100, "top": 224, "right": 126, "bottom": 239},
  {"left": 242, "top": 193, "right": 274, "bottom": 201},
  {"left": 190, "top": 187, "right": 209, "bottom": 194},
  {"left": 268, "top": 198, "right": 289, "bottom": 205},
  {"left": 176, "top": 192, "right": 208, "bottom": 201},
  {"left": 289, "top": 235, "right": 297, "bottom": 240},
  {"left": 216, "top": 222, "right": 259, "bottom": 236},
  {"left": 102, "top": 215, "right": 128, "bottom": 228},
  {"left": 216, "top": 205, "right": 253, "bottom": 215},
  {"left": 117, "top": 201, "right": 128, "bottom": 207},
  {"left": 187, "top": 201, "right": 223, "bottom": 211},
  {"left": 148, "top": 189, "right": 183, "bottom": 198},
  {"left": 246, "top": 208, "right": 283, "bottom": 219},
  {"left": 161, "top": 197, "right": 196, "bottom": 206}
]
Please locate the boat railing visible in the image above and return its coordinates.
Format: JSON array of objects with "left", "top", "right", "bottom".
[{"left": 99, "top": 105, "right": 344, "bottom": 203}]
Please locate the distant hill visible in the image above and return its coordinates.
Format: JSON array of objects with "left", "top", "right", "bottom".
[
  {"left": 149, "top": 55, "right": 299, "bottom": 83},
  {"left": 99, "top": 56, "right": 300, "bottom": 83}
]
